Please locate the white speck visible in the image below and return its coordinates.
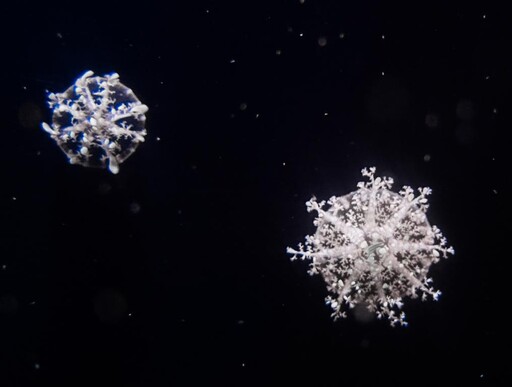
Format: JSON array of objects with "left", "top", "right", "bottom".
[
  {"left": 485, "top": 75, "right": 490, "bottom": 80},
  {"left": 324, "top": 112, "right": 328, "bottom": 116},
  {"left": 206, "top": 9, "right": 209, "bottom": 13},
  {"left": 156, "top": 137, "right": 161, "bottom": 141},
  {"left": 1, "top": 265, "right": 6, "bottom": 270},
  {"left": 128, "top": 313, "right": 132, "bottom": 317},
  {"left": 482, "top": 14, "right": 486, "bottom": 19},
  {"left": 381, "top": 71, "right": 385, "bottom": 76},
  {"left": 339, "top": 32, "right": 345, "bottom": 39},
  {"left": 230, "top": 59, "right": 236, "bottom": 64},
  {"left": 22, "top": 86, "right": 27, "bottom": 90},
  {"left": 242, "top": 363, "right": 246, "bottom": 367},
  {"left": 12, "top": 197, "right": 17, "bottom": 201},
  {"left": 276, "top": 49, "right": 282, "bottom": 55},
  {"left": 381, "top": 34, "right": 385, "bottom": 39},
  {"left": 299, "top": 33, "right": 304, "bottom": 37},
  {"left": 56, "top": 32, "right": 63, "bottom": 39},
  {"left": 282, "top": 162, "right": 286, "bottom": 166},
  {"left": 255, "top": 113, "right": 260, "bottom": 118},
  {"left": 34, "top": 363, "right": 40, "bottom": 370},
  {"left": 423, "top": 154, "right": 431, "bottom": 162},
  {"left": 240, "top": 102, "right": 248, "bottom": 111},
  {"left": 492, "top": 189, "right": 498, "bottom": 194}
]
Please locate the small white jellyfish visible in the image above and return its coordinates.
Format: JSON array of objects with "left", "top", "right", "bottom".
[{"left": 41, "top": 70, "right": 148, "bottom": 174}]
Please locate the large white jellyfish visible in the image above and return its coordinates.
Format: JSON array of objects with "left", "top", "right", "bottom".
[
  {"left": 41, "top": 70, "right": 148, "bottom": 174},
  {"left": 287, "top": 167, "right": 454, "bottom": 326}
]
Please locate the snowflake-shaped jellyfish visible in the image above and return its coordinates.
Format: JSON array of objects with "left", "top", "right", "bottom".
[
  {"left": 41, "top": 70, "right": 148, "bottom": 174},
  {"left": 287, "top": 167, "right": 454, "bottom": 326}
]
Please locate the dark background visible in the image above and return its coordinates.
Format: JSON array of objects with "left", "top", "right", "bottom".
[{"left": 1, "top": 0, "right": 509, "bottom": 386}]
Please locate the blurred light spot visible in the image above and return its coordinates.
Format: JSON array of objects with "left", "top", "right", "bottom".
[
  {"left": 425, "top": 113, "right": 439, "bottom": 128},
  {"left": 129, "top": 202, "right": 141, "bottom": 214},
  {"left": 97, "top": 182, "right": 112, "bottom": 195}
]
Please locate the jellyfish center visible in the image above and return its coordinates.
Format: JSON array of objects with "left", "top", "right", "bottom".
[{"left": 366, "top": 242, "right": 385, "bottom": 260}]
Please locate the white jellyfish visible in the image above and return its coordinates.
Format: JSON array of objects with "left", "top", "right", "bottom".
[
  {"left": 287, "top": 167, "right": 454, "bottom": 326},
  {"left": 41, "top": 70, "right": 148, "bottom": 174}
]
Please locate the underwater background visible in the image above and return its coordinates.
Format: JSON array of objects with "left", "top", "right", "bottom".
[{"left": 1, "top": 0, "right": 509, "bottom": 385}]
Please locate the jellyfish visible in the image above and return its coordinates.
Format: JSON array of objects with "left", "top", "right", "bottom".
[
  {"left": 41, "top": 70, "right": 148, "bottom": 174},
  {"left": 287, "top": 167, "right": 454, "bottom": 326}
]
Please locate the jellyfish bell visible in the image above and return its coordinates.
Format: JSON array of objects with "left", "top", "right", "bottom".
[{"left": 41, "top": 70, "right": 148, "bottom": 174}]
